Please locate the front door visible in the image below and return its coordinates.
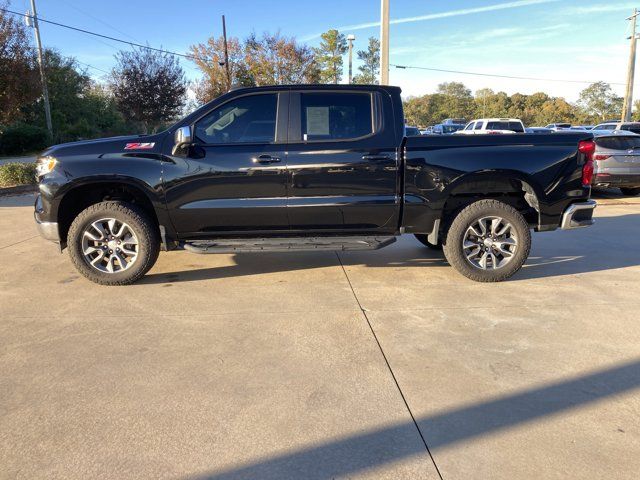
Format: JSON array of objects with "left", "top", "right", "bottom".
[
  {"left": 164, "top": 92, "right": 289, "bottom": 237},
  {"left": 286, "top": 90, "right": 400, "bottom": 233}
]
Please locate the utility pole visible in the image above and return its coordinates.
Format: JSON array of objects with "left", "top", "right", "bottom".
[
  {"left": 380, "top": 0, "right": 390, "bottom": 85},
  {"left": 622, "top": 8, "right": 639, "bottom": 122},
  {"left": 222, "top": 15, "right": 231, "bottom": 90},
  {"left": 347, "top": 34, "right": 355, "bottom": 84},
  {"left": 28, "top": 0, "right": 52, "bottom": 135}
]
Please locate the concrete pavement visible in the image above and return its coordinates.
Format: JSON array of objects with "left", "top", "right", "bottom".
[{"left": 1, "top": 192, "right": 639, "bottom": 479}]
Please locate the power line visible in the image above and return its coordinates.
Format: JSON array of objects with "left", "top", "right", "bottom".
[
  {"left": 1, "top": 7, "right": 195, "bottom": 59},
  {"left": 391, "top": 63, "right": 625, "bottom": 86},
  {"left": 58, "top": 0, "right": 141, "bottom": 43}
]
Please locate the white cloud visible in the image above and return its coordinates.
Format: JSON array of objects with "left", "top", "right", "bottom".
[
  {"left": 301, "top": 0, "right": 560, "bottom": 41},
  {"left": 568, "top": 2, "right": 638, "bottom": 15}
]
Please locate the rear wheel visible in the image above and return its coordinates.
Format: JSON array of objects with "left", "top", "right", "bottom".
[
  {"left": 620, "top": 187, "right": 640, "bottom": 196},
  {"left": 414, "top": 234, "right": 443, "bottom": 250},
  {"left": 443, "top": 199, "right": 531, "bottom": 282},
  {"left": 67, "top": 201, "right": 160, "bottom": 285}
]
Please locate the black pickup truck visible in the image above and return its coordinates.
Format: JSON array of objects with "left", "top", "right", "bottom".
[{"left": 34, "top": 84, "right": 597, "bottom": 285}]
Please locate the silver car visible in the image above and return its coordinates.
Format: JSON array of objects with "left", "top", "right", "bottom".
[{"left": 592, "top": 133, "right": 640, "bottom": 196}]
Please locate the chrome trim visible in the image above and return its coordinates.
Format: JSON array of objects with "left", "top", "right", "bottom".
[
  {"left": 35, "top": 216, "right": 60, "bottom": 242},
  {"left": 560, "top": 200, "right": 597, "bottom": 230}
]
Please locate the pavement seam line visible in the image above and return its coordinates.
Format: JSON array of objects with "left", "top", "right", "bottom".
[
  {"left": 0, "top": 235, "right": 39, "bottom": 250},
  {"left": 334, "top": 251, "right": 445, "bottom": 480}
]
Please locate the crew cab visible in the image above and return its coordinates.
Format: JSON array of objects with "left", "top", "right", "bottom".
[{"left": 34, "top": 85, "right": 597, "bottom": 285}]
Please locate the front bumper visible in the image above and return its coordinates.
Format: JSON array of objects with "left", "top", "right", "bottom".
[
  {"left": 34, "top": 194, "right": 60, "bottom": 242},
  {"left": 560, "top": 200, "right": 597, "bottom": 230},
  {"left": 34, "top": 212, "right": 60, "bottom": 242}
]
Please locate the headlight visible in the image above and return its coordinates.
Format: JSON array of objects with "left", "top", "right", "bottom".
[{"left": 35, "top": 156, "right": 57, "bottom": 177}]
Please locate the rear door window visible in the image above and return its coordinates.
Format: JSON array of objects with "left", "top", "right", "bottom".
[
  {"left": 300, "top": 92, "right": 373, "bottom": 141},
  {"left": 620, "top": 124, "right": 640, "bottom": 134}
]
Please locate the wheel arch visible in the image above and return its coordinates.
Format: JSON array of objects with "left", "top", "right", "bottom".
[
  {"left": 55, "top": 177, "right": 165, "bottom": 248},
  {"left": 440, "top": 171, "right": 543, "bottom": 230}
]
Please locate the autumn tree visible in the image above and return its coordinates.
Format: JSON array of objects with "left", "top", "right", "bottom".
[
  {"left": 0, "top": 1, "right": 39, "bottom": 125},
  {"left": 189, "top": 35, "right": 251, "bottom": 104},
  {"left": 110, "top": 47, "right": 187, "bottom": 133},
  {"left": 244, "top": 32, "right": 319, "bottom": 85},
  {"left": 353, "top": 37, "right": 380, "bottom": 84},
  {"left": 436, "top": 82, "right": 474, "bottom": 119},
  {"left": 577, "top": 81, "right": 623, "bottom": 122},
  {"left": 314, "top": 29, "right": 347, "bottom": 84}
]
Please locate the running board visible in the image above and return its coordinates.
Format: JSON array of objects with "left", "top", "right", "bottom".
[{"left": 182, "top": 236, "right": 397, "bottom": 254}]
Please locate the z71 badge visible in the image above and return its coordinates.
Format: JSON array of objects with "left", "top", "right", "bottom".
[{"left": 124, "top": 142, "right": 155, "bottom": 150}]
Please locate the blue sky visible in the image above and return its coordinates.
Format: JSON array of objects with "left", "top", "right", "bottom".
[{"left": 14, "top": 0, "right": 639, "bottom": 101}]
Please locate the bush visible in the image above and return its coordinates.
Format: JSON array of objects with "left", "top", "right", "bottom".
[
  {"left": 0, "top": 123, "right": 51, "bottom": 156},
  {"left": 0, "top": 162, "right": 37, "bottom": 187}
]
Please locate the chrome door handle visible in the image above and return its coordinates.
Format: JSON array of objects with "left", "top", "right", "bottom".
[
  {"left": 362, "top": 154, "right": 391, "bottom": 161},
  {"left": 254, "top": 155, "right": 281, "bottom": 164}
]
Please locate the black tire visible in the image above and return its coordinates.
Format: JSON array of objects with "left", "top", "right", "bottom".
[
  {"left": 414, "top": 233, "right": 443, "bottom": 250},
  {"left": 443, "top": 199, "right": 531, "bottom": 282},
  {"left": 620, "top": 187, "right": 640, "bottom": 196},
  {"left": 67, "top": 201, "right": 160, "bottom": 285}
]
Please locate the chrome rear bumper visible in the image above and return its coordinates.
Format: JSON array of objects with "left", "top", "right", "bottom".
[{"left": 560, "top": 200, "right": 597, "bottom": 230}]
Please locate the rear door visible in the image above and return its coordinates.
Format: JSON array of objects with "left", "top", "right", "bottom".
[{"left": 285, "top": 89, "right": 400, "bottom": 233}]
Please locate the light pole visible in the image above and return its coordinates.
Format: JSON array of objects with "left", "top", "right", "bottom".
[
  {"left": 622, "top": 9, "right": 639, "bottom": 122},
  {"left": 380, "top": 0, "right": 390, "bottom": 85},
  {"left": 347, "top": 34, "right": 355, "bottom": 84},
  {"left": 28, "top": 0, "right": 52, "bottom": 135}
]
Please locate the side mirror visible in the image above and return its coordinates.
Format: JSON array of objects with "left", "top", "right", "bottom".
[{"left": 172, "top": 126, "right": 193, "bottom": 155}]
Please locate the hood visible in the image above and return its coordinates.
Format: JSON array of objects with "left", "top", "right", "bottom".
[{"left": 41, "top": 133, "right": 167, "bottom": 158}]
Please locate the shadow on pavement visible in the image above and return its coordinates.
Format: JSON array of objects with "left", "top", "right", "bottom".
[
  {"left": 187, "top": 359, "right": 640, "bottom": 480},
  {"left": 142, "top": 214, "right": 640, "bottom": 285}
]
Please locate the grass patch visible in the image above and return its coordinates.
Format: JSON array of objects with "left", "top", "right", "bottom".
[{"left": 0, "top": 162, "right": 37, "bottom": 188}]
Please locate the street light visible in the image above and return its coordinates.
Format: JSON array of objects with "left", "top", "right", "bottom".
[{"left": 347, "top": 34, "right": 356, "bottom": 84}]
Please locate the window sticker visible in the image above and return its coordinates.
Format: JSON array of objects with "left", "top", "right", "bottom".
[{"left": 306, "top": 107, "right": 330, "bottom": 135}]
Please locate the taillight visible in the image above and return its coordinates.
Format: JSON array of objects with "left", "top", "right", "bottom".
[
  {"left": 594, "top": 154, "right": 611, "bottom": 161},
  {"left": 578, "top": 140, "right": 595, "bottom": 187}
]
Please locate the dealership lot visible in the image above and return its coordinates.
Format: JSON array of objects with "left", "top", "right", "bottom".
[{"left": 1, "top": 192, "right": 639, "bottom": 479}]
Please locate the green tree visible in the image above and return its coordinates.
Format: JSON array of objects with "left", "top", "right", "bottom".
[
  {"left": 577, "top": 81, "right": 623, "bottom": 122},
  {"left": 244, "top": 32, "right": 319, "bottom": 86},
  {"left": 21, "top": 50, "right": 128, "bottom": 142},
  {"left": 0, "top": 1, "right": 39, "bottom": 125},
  {"left": 353, "top": 37, "right": 380, "bottom": 84},
  {"left": 314, "top": 29, "right": 347, "bottom": 84},
  {"left": 110, "top": 47, "right": 187, "bottom": 133},
  {"left": 436, "top": 82, "right": 474, "bottom": 119}
]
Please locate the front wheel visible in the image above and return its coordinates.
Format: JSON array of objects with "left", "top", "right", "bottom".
[
  {"left": 620, "top": 187, "right": 640, "bottom": 196},
  {"left": 67, "top": 201, "right": 160, "bottom": 285},
  {"left": 443, "top": 199, "right": 531, "bottom": 282}
]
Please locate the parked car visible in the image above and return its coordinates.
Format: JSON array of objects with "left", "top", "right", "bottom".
[
  {"left": 441, "top": 118, "right": 467, "bottom": 125},
  {"left": 405, "top": 126, "right": 422, "bottom": 136},
  {"left": 526, "top": 127, "right": 554, "bottom": 134},
  {"left": 593, "top": 122, "right": 640, "bottom": 134},
  {"left": 34, "top": 84, "right": 596, "bottom": 285},
  {"left": 591, "top": 132, "right": 640, "bottom": 196},
  {"left": 421, "top": 127, "right": 434, "bottom": 135},
  {"left": 570, "top": 126, "right": 594, "bottom": 131},
  {"left": 545, "top": 123, "right": 572, "bottom": 131},
  {"left": 432, "top": 123, "right": 465, "bottom": 135},
  {"left": 456, "top": 118, "right": 526, "bottom": 135}
]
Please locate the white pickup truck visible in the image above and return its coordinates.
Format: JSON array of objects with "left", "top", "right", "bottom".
[{"left": 456, "top": 118, "right": 526, "bottom": 135}]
